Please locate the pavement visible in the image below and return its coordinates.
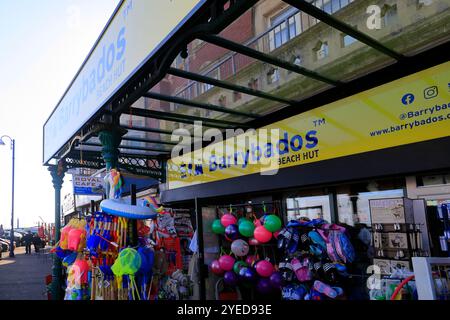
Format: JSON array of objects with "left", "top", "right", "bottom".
[{"left": 0, "top": 246, "right": 53, "bottom": 300}]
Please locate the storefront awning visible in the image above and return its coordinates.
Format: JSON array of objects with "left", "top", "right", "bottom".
[{"left": 43, "top": 0, "right": 450, "bottom": 181}]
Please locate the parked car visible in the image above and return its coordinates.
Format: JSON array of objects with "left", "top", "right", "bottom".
[
  {"left": 3, "top": 231, "right": 23, "bottom": 247},
  {"left": 0, "top": 238, "right": 13, "bottom": 252}
]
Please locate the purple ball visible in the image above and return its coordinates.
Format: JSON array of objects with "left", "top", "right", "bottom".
[
  {"left": 225, "top": 224, "right": 239, "bottom": 241},
  {"left": 239, "top": 267, "right": 257, "bottom": 282},
  {"left": 256, "top": 278, "right": 272, "bottom": 294},
  {"left": 223, "top": 271, "right": 238, "bottom": 287},
  {"left": 269, "top": 271, "right": 283, "bottom": 289}
]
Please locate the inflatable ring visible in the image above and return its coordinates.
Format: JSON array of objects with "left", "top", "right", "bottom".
[{"left": 100, "top": 199, "right": 158, "bottom": 220}]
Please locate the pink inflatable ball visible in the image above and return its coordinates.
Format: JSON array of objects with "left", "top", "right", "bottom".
[
  {"left": 221, "top": 214, "right": 237, "bottom": 227},
  {"left": 253, "top": 226, "right": 272, "bottom": 243},
  {"left": 245, "top": 255, "right": 257, "bottom": 267},
  {"left": 210, "top": 260, "right": 224, "bottom": 276},
  {"left": 248, "top": 238, "right": 260, "bottom": 246},
  {"left": 255, "top": 260, "right": 275, "bottom": 278},
  {"left": 218, "top": 255, "right": 235, "bottom": 271}
]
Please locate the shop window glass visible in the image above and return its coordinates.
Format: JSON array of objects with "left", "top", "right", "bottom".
[
  {"left": 286, "top": 195, "right": 332, "bottom": 222},
  {"left": 337, "top": 180, "right": 405, "bottom": 226},
  {"left": 417, "top": 173, "right": 450, "bottom": 187}
]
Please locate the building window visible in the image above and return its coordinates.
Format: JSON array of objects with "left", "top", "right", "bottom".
[
  {"left": 292, "top": 55, "right": 302, "bottom": 66},
  {"left": 314, "top": 41, "right": 329, "bottom": 61},
  {"left": 198, "top": 68, "right": 219, "bottom": 94},
  {"left": 342, "top": 33, "right": 357, "bottom": 47},
  {"left": 269, "top": 7, "right": 301, "bottom": 51},
  {"left": 233, "top": 91, "right": 242, "bottom": 102},
  {"left": 417, "top": 0, "right": 433, "bottom": 9},
  {"left": 266, "top": 68, "right": 280, "bottom": 85},
  {"left": 248, "top": 77, "right": 259, "bottom": 90},
  {"left": 382, "top": 4, "right": 398, "bottom": 27},
  {"left": 218, "top": 95, "right": 227, "bottom": 107},
  {"left": 314, "top": 0, "right": 354, "bottom": 14}
]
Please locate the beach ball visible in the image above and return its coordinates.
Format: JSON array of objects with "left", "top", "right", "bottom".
[
  {"left": 224, "top": 224, "right": 239, "bottom": 241},
  {"left": 270, "top": 271, "right": 283, "bottom": 289},
  {"left": 246, "top": 255, "right": 257, "bottom": 267},
  {"left": 212, "top": 219, "right": 225, "bottom": 234},
  {"left": 256, "top": 278, "right": 272, "bottom": 294},
  {"left": 255, "top": 260, "right": 274, "bottom": 278},
  {"left": 264, "top": 215, "right": 282, "bottom": 232},
  {"left": 221, "top": 214, "right": 237, "bottom": 227},
  {"left": 254, "top": 226, "right": 272, "bottom": 243},
  {"left": 218, "top": 255, "right": 235, "bottom": 271},
  {"left": 210, "top": 260, "right": 224, "bottom": 275},
  {"left": 248, "top": 238, "right": 260, "bottom": 246},
  {"left": 224, "top": 271, "right": 238, "bottom": 287},
  {"left": 239, "top": 220, "right": 255, "bottom": 238},
  {"left": 231, "top": 239, "right": 249, "bottom": 257},
  {"left": 238, "top": 217, "right": 250, "bottom": 225},
  {"left": 233, "top": 261, "right": 247, "bottom": 274}
]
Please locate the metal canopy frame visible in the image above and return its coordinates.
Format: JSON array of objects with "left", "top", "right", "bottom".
[
  {"left": 167, "top": 67, "right": 296, "bottom": 105},
  {"left": 122, "top": 107, "right": 250, "bottom": 128},
  {"left": 198, "top": 34, "right": 342, "bottom": 86},
  {"left": 283, "top": 0, "right": 404, "bottom": 61},
  {"left": 49, "top": 0, "right": 417, "bottom": 180},
  {"left": 144, "top": 92, "right": 260, "bottom": 119}
]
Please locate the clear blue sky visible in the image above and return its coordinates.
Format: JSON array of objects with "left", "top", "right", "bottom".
[{"left": 0, "top": 1, "right": 119, "bottom": 228}]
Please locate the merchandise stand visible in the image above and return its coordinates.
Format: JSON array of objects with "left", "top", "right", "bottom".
[
  {"left": 53, "top": 174, "right": 196, "bottom": 301},
  {"left": 207, "top": 201, "right": 360, "bottom": 300}
]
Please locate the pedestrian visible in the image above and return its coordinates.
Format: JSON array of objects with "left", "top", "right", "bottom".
[
  {"left": 23, "top": 231, "right": 33, "bottom": 254},
  {"left": 0, "top": 224, "right": 4, "bottom": 238},
  {"left": 32, "top": 234, "right": 42, "bottom": 253}
]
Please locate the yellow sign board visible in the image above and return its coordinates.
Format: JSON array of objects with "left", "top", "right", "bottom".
[{"left": 168, "top": 62, "right": 450, "bottom": 190}]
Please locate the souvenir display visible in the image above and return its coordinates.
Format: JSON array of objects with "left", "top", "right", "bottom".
[
  {"left": 208, "top": 201, "right": 360, "bottom": 300},
  {"left": 52, "top": 170, "right": 195, "bottom": 300}
]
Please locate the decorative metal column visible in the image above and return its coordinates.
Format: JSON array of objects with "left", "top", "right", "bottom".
[
  {"left": 48, "top": 163, "right": 65, "bottom": 300},
  {"left": 98, "top": 127, "right": 126, "bottom": 171}
]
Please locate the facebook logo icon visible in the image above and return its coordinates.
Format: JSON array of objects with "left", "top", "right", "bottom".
[{"left": 401, "top": 93, "right": 415, "bottom": 105}]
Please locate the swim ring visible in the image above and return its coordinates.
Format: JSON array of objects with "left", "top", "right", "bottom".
[{"left": 100, "top": 198, "right": 158, "bottom": 220}]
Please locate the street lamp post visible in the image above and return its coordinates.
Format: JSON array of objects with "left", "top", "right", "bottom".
[{"left": 0, "top": 135, "right": 15, "bottom": 258}]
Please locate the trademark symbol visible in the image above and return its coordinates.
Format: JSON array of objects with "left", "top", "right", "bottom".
[{"left": 313, "top": 118, "right": 326, "bottom": 127}]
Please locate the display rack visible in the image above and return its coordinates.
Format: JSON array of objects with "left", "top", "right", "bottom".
[{"left": 369, "top": 198, "right": 428, "bottom": 275}]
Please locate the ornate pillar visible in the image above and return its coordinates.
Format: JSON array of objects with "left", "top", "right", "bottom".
[
  {"left": 98, "top": 127, "right": 125, "bottom": 171},
  {"left": 48, "top": 162, "right": 65, "bottom": 300}
]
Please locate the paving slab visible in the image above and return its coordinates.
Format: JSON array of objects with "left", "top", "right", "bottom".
[{"left": 0, "top": 246, "right": 53, "bottom": 300}]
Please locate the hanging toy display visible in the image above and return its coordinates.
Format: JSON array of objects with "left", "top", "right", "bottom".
[
  {"left": 52, "top": 167, "right": 194, "bottom": 301},
  {"left": 208, "top": 201, "right": 358, "bottom": 300},
  {"left": 208, "top": 203, "right": 283, "bottom": 299}
]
